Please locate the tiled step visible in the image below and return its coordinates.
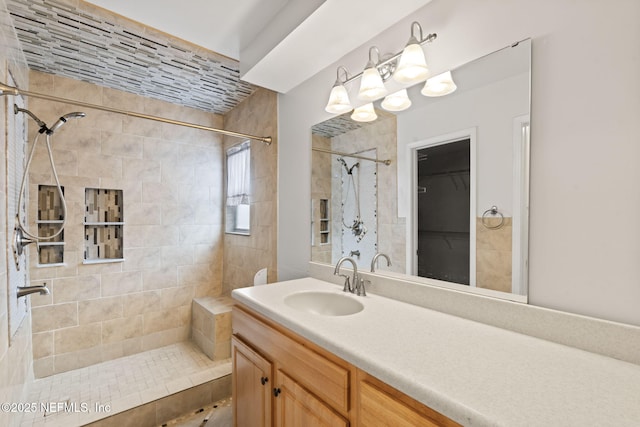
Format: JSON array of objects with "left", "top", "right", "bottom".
[{"left": 191, "top": 296, "right": 234, "bottom": 361}]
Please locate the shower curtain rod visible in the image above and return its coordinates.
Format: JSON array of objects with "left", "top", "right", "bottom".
[
  {"left": 312, "top": 147, "right": 391, "bottom": 166},
  {"left": 0, "top": 81, "right": 272, "bottom": 145}
]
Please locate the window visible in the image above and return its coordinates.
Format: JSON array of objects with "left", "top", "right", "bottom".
[{"left": 225, "top": 141, "right": 251, "bottom": 235}]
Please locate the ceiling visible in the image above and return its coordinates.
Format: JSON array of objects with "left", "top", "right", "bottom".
[{"left": 5, "top": 0, "right": 433, "bottom": 114}]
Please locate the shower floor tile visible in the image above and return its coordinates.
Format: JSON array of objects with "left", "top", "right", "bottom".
[{"left": 19, "top": 341, "right": 231, "bottom": 427}]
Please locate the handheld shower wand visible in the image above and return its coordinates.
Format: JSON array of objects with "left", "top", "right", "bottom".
[
  {"left": 48, "top": 112, "right": 87, "bottom": 134},
  {"left": 13, "top": 107, "right": 87, "bottom": 266}
]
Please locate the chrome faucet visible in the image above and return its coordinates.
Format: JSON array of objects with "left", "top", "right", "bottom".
[
  {"left": 370, "top": 253, "right": 392, "bottom": 272},
  {"left": 17, "top": 284, "right": 50, "bottom": 299},
  {"left": 334, "top": 256, "right": 358, "bottom": 294}
]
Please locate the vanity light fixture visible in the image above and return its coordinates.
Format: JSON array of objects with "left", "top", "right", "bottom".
[
  {"left": 358, "top": 47, "right": 388, "bottom": 101},
  {"left": 324, "top": 21, "right": 438, "bottom": 121},
  {"left": 351, "top": 103, "right": 377, "bottom": 122},
  {"left": 325, "top": 66, "right": 353, "bottom": 114},
  {"left": 421, "top": 70, "right": 458, "bottom": 97},
  {"left": 381, "top": 89, "right": 412, "bottom": 112},
  {"left": 393, "top": 22, "right": 430, "bottom": 84}
]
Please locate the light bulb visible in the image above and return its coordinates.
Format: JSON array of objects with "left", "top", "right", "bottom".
[
  {"left": 394, "top": 43, "right": 429, "bottom": 84},
  {"left": 358, "top": 65, "right": 387, "bottom": 101},
  {"left": 351, "top": 103, "right": 377, "bottom": 122},
  {"left": 421, "top": 71, "right": 457, "bottom": 97},
  {"left": 325, "top": 83, "right": 352, "bottom": 114},
  {"left": 381, "top": 89, "right": 412, "bottom": 112}
]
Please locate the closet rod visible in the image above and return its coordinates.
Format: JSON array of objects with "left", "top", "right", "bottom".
[
  {"left": 0, "top": 81, "right": 272, "bottom": 145},
  {"left": 312, "top": 147, "right": 391, "bottom": 166}
]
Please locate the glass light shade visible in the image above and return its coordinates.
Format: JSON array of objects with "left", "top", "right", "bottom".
[
  {"left": 351, "top": 103, "right": 377, "bottom": 122},
  {"left": 393, "top": 43, "right": 429, "bottom": 84},
  {"left": 358, "top": 66, "right": 387, "bottom": 101},
  {"left": 381, "top": 89, "right": 412, "bottom": 112},
  {"left": 325, "top": 83, "right": 352, "bottom": 114},
  {"left": 421, "top": 71, "right": 457, "bottom": 97}
]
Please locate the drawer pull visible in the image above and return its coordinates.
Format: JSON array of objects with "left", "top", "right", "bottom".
[
  {"left": 261, "top": 376, "right": 269, "bottom": 385},
  {"left": 273, "top": 387, "right": 281, "bottom": 397}
]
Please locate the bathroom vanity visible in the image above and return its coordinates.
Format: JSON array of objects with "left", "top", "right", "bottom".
[
  {"left": 231, "top": 278, "right": 640, "bottom": 426},
  {"left": 232, "top": 303, "right": 458, "bottom": 426}
]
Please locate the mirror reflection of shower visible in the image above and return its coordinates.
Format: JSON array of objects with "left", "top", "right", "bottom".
[
  {"left": 338, "top": 157, "right": 367, "bottom": 240},
  {"left": 13, "top": 106, "right": 86, "bottom": 262},
  {"left": 332, "top": 149, "right": 378, "bottom": 268}
]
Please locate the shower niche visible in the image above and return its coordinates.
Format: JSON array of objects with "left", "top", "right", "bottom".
[
  {"left": 37, "top": 185, "right": 65, "bottom": 266},
  {"left": 83, "top": 188, "right": 124, "bottom": 263}
]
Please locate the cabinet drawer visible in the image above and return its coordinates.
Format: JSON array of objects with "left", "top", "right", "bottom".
[{"left": 233, "top": 306, "right": 350, "bottom": 414}]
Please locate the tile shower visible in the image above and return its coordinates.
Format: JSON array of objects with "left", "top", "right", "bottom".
[
  {"left": 5, "top": 72, "right": 277, "bottom": 426},
  {"left": 26, "top": 69, "right": 228, "bottom": 378}
]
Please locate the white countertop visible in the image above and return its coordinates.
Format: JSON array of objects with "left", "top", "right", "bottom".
[{"left": 232, "top": 277, "right": 640, "bottom": 426}]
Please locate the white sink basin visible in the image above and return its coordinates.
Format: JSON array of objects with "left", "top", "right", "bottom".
[{"left": 284, "top": 291, "right": 364, "bottom": 316}]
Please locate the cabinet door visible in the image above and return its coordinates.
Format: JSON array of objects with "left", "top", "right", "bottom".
[
  {"left": 232, "top": 336, "right": 273, "bottom": 427},
  {"left": 274, "top": 370, "right": 348, "bottom": 427}
]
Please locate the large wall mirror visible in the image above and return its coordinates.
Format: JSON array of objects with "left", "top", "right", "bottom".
[{"left": 311, "top": 39, "right": 531, "bottom": 302}]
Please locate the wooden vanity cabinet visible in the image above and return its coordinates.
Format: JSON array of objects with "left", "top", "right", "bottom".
[
  {"left": 231, "top": 336, "right": 272, "bottom": 427},
  {"left": 232, "top": 304, "right": 460, "bottom": 427},
  {"left": 232, "top": 305, "right": 351, "bottom": 427}
]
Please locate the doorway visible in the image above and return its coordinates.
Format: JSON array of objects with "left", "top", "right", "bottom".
[{"left": 412, "top": 131, "right": 476, "bottom": 286}]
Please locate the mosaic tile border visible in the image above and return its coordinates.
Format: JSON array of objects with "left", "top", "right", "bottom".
[{"left": 6, "top": 0, "right": 257, "bottom": 114}]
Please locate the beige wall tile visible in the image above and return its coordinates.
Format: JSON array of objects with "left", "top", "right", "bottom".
[
  {"left": 122, "top": 291, "right": 161, "bottom": 317},
  {"left": 126, "top": 202, "right": 162, "bottom": 226},
  {"left": 78, "top": 296, "right": 123, "bottom": 324},
  {"left": 161, "top": 286, "right": 195, "bottom": 310},
  {"left": 102, "top": 315, "right": 143, "bottom": 344},
  {"left": 142, "top": 327, "right": 182, "bottom": 351},
  {"left": 33, "top": 356, "right": 54, "bottom": 378},
  {"left": 52, "top": 275, "right": 101, "bottom": 303},
  {"left": 101, "top": 131, "right": 144, "bottom": 159},
  {"left": 33, "top": 332, "right": 54, "bottom": 359},
  {"left": 143, "top": 306, "right": 190, "bottom": 334},
  {"left": 122, "top": 158, "right": 161, "bottom": 184},
  {"left": 54, "top": 323, "right": 102, "bottom": 353},
  {"left": 142, "top": 266, "right": 178, "bottom": 290},
  {"left": 32, "top": 303, "right": 78, "bottom": 333},
  {"left": 177, "top": 263, "right": 214, "bottom": 287},
  {"left": 54, "top": 346, "right": 103, "bottom": 373},
  {"left": 77, "top": 152, "right": 122, "bottom": 178},
  {"left": 101, "top": 271, "right": 143, "bottom": 297}
]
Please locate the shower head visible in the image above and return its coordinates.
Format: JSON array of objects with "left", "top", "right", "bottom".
[
  {"left": 48, "top": 112, "right": 86, "bottom": 134},
  {"left": 337, "top": 157, "right": 360, "bottom": 175}
]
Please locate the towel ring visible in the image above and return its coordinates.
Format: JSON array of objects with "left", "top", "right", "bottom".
[{"left": 481, "top": 205, "right": 504, "bottom": 229}]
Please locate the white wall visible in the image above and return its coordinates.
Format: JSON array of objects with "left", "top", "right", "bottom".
[{"left": 278, "top": 0, "right": 640, "bottom": 326}]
